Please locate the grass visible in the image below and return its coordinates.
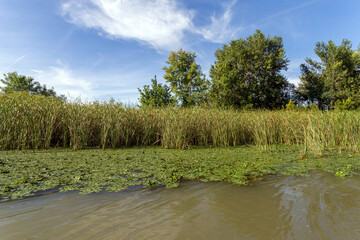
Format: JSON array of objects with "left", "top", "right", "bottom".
[
  {"left": 1, "top": 92, "right": 360, "bottom": 154},
  {"left": 1, "top": 145, "right": 360, "bottom": 201}
]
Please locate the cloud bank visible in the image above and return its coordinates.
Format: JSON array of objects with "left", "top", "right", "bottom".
[{"left": 61, "top": 0, "right": 239, "bottom": 51}]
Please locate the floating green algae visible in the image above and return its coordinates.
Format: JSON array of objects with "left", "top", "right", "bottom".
[{"left": 1, "top": 146, "right": 360, "bottom": 201}]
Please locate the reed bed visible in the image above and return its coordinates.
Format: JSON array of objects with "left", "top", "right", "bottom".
[{"left": 1, "top": 92, "right": 360, "bottom": 153}]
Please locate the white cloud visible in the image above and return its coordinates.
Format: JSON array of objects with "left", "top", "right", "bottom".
[
  {"left": 288, "top": 77, "right": 300, "bottom": 85},
  {"left": 61, "top": 0, "right": 240, "bottom": 51},
  {"left": 61, "top": 0, "right": 194, "bottom": 51},
  {"left": 32, "top": 62, "right": 143, "bottom": 102},
  {"left": 35, "top": 65, "right": 93, "bottom": 99},
  {"left": 196, "top": 0, "right": 240, "bottom": 43},
  {"left": 31, "top": 69, "right": 44, "bottom": 74}
]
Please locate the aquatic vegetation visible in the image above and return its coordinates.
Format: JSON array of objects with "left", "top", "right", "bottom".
[
  {"left": 1, "top": 93, "right": 360, "bottom": 200},
  {"left": 1, "top": 146, "right": 360, "bottom": 201},
  {"left": 1, "top": 92, "right": 360, "bottom": 154}
]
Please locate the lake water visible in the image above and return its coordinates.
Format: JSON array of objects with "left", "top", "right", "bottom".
[{"left": 1, "top": 172, "right": 360, "bottom": 240}]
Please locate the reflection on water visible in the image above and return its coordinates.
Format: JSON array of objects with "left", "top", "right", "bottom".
[{"left": 1, "top": 172, "right": 360, "bottom": 240}]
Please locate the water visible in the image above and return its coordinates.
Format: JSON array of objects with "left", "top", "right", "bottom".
[{"left": 1, "top": 172, "right": 360, "bottom": 240}]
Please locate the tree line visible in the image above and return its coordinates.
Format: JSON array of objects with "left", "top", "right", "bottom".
[
  {"left": 0, "top": 72, "right": 65, "bottom": 99},
  {"left": 1, "top": 30, "right": 359, "bottom": 110},
  {"left": 139, "top": 30, "right": 360, "bottom": 110}
]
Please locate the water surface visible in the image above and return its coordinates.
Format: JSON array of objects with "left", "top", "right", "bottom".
[{"left": 1, "top": 172, "right": 360, "bottom": 240}]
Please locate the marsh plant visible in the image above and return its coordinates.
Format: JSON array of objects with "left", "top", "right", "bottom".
[{"left": 1, "top": 92, "right": 360, "bottom": 154}]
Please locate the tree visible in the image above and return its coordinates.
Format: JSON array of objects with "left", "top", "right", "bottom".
[
  {"left": 0, "top": 72, "right": 62, "bottom": 98},
  {"left": 298, "top": 39, "right": 360, "bottom": 109},
  {"left": 209, "top": 30, "right": 290, "bottom": 109},
  {"left": 163, "top": 49, "right": 209, "bottom": 107},
  {"left": 138, "top": 75, "right": 175, "bottom": 107},
  {"left": 297, "top": 59, "right": 328, "bottom": 109}
]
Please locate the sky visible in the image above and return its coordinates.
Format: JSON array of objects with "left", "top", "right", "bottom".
[{"left": 0, "top": 0, "right": 359, "bottom": 103}]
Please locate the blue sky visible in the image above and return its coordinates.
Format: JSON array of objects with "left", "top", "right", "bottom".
[{"left": 0, "top": 0, "right": 359, "bottom": 103}]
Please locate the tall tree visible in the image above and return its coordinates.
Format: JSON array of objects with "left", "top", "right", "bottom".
[
  {"left": 299, "top": 39, "right": 360, "bottom": 109},
  {"left": 0, "top": 72, "right": 61, "bottom": 98},
  {"left": 163, "top": 49, "right": 209, "bottom": 107},
  {"left": 138, "top": 75, "right": 175, "bottom": 107},
  {"left": 297, "top": 58, "right": 328, "bottom": 109},
  {"left": 209, "top": 30, "right": 290, "bottom": 109}
]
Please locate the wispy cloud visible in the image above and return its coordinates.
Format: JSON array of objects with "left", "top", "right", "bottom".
[
  {"left": 32, "top": 61, "right": 145, "bottom": 102},
  {"left": 61, "top": 0, "right": 240, "bottom": 51},
  {"left": 31, "top": 69, "right": 43, "bottom": 74},
  {"left": 196, "top": 0, "right": 241, "bottom": 43},
  {"left": 34, "top": 64, "right": 93, "bottom": 99},
  {"left": 259, "top": 0, "right": 322, "bottom": 23},
  {"left": 1, "top": 54, "right": 27, "bottom": 73},
  {"left": 90, "top": 53, "right": 104, "bottom": 69}
]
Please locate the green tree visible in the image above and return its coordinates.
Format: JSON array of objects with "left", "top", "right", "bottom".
[
  {"left": 297, "top": 59, "right": 328, "bottom": 109},
  {"left": 0, "top": 72, "right": 62, "bottom": 98},
  {"left": 300, "top": 39, "right": 360, "bottom": 109},
  {"left": 163, "top": 49, "right": 209, "bottom": 107},
  {"left": 209, "top": 30, "right": 290, "bottom": 109},
  {"left": 138, "top": 75, "right": 175, "bottom": 107}
]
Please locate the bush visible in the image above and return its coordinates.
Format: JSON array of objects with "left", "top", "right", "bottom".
[{"left": 335, "top": 97, "right": 358, "bottom": 111}]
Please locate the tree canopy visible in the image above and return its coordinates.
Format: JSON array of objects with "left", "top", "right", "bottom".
[
  {"left": 138, "top": 75, "right": 175, "bottom": 107},
  {"left": 297, "top": 59, "right": 327, "bottom": 109},
  {"left": 0, "top": 72, "right": 63, "bottom": 98},
  {"left": 209, "top": 30, "right": 290, "bottom": 109},
  {"left": 163, "top": 49, "right": 209, "bottom": 107},
  {"left": 298, "top": 39, "right": 360, "bottom": 109}
]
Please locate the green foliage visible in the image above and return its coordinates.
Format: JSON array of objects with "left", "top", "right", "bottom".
[
  {"left": 298, "top": 60, "right": 328, "bottom": 109},
  {"left": 335, "top": 97, "right": 358, "bottom": 111},
  {"left": 138, "top": 75, "right": 175, "bottom": 107},
  {"left": 2, "top": 93, "right": 360, "bottom": 154},
  {"left": 285, "top": 99, "right": 297, "bottom": 110},
  {"left": 209, "top": 30, "right": 290, "bottom": 109},
  {"left": 316, "top": 40, "right": 360, "bottom": 105},
  {"left": 283, "top": 101, "right": 319, "bottom": 112},
  {"left": 308, "top": 103, "right": 320, "bottom": 111},
  {"left": 299, "top": 39, "right": 360, "bottom": 109},
  {"left": 163, "top": 49, "right": 209, "bottom": 107},
  {"left": 0, "top": 72, "right": 62, "bottom": 98},
  {"left": 0, "top": 92, "right": 65, "bottom": 150},
  {"left": 2, "top": 146, "right": 360, "bottom": 200}
]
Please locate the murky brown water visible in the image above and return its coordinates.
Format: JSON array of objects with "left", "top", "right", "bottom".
[{"left": 1, "top": 172, "right": 360, "bottom": 240}]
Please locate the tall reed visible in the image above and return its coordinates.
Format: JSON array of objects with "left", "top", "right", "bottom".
[
  {"left": 0, "top": 93, "right": 63, "bottom": 149},
  {"left": 1, "top": 92, "right": 360, "bottom": 153}
]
